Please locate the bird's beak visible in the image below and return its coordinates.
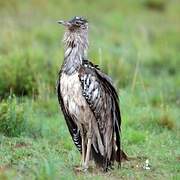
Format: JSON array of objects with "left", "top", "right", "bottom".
[{"left": 57, "top": 20, "right": 71, "bottom": 27}]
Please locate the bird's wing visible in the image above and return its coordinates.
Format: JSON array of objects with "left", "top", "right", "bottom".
[
  {"left": 57, "top": 72, "right": 82, "bottom": 152},
  {"left": 78, "top": 60, "right": 121, "bottom": 165}
]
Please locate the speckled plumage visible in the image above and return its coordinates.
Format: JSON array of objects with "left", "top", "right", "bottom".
[{"left": 57, "top": 17, "right": 127, "bottom": 171}]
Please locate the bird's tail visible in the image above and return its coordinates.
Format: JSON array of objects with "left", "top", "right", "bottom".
[
  {"left": 114, "top": 122, "right": 128, "bottom": 165},
  {"left": 91, "top": 119, "right": 128, "bottom": 171},
  {"left": 91, "top": 145, "right": 128, "bottom": 171}
]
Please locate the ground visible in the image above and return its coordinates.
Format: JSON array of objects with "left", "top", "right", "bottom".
[{"left": 0, "top": 0, "right": 179, "bottom": 179}]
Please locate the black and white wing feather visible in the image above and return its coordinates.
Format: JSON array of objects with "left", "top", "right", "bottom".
[{"left": 78, "top": 60, "right": 121, "bottom": 168}]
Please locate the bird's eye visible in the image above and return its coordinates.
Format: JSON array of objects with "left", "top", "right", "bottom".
[{"left": 75, "top": 21, "right": 80, "bottom": 26}]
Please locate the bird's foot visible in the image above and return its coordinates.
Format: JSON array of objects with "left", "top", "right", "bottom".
[
  {"left": 74, "top": 165, "right": 88, "bottom": 173},
  {"left": 82, "top": 164, "right": 88, "bottom": 172}
]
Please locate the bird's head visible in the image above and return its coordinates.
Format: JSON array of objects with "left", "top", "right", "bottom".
[
  {"left": 58, "top": 16, "right": 89, "bottom": 52},
  {"left": 58, "top": 16, "right": 88, "bottom": 32}
]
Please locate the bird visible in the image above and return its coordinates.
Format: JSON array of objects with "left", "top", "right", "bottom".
[{"left": 57, "top": 16, "right": 127, "bottom": 171}]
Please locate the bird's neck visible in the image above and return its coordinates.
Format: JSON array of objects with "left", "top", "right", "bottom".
[{"left": 62, "top": 30, "right": 89, "bottom": 75}]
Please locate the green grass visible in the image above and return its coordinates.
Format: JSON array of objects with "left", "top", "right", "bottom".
[{"left": 0, "top": 0, "right": 180, "bottom": 179}]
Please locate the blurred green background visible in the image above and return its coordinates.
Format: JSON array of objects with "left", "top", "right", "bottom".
[{"left": 0, "top": 0, "right": 179, "bottom": 179}]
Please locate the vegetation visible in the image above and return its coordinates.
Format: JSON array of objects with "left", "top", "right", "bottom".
[{"left": 0, "top": 0, "right": 179, "bottom": 179}]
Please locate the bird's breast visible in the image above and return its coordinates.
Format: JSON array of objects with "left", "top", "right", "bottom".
[{"left": 60, "top": 72, "right": 93, "bottom": 126}]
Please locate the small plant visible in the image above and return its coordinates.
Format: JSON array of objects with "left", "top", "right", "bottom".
[
  {"left": 34, "top": 158, "right": 56, "bottom": 180},
  {"left": 126, "top": 129, "right": 146, "bottom": 144},
  {"left": 0, "top": 49, "right": 58, "bottom": 98},
  {"left": 0, "top": 95, "right": 27, "bottom": 137},
  {"left": 143, "top": 0, "right": 167, "bottom": 11},
  {"left": 0, "top": 54, "right": 38, "bottom": 97},
  {"left": 158, "top": 114, "right": 175, "bottom": 130}
]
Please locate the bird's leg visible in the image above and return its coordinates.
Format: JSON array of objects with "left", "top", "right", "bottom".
[
  {"left": 82, "top": 120, "right": 92, "bottom": 171},
  {"left": 83, "top": 136, "right": 92, "bottom": 170},
  {"left": 80, "top": 126, "right": 85, "bottom": 166}
]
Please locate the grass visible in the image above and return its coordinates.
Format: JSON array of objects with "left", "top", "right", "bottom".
[{"left": 0, "top": 0, "right": 180, "bottom": 179}]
